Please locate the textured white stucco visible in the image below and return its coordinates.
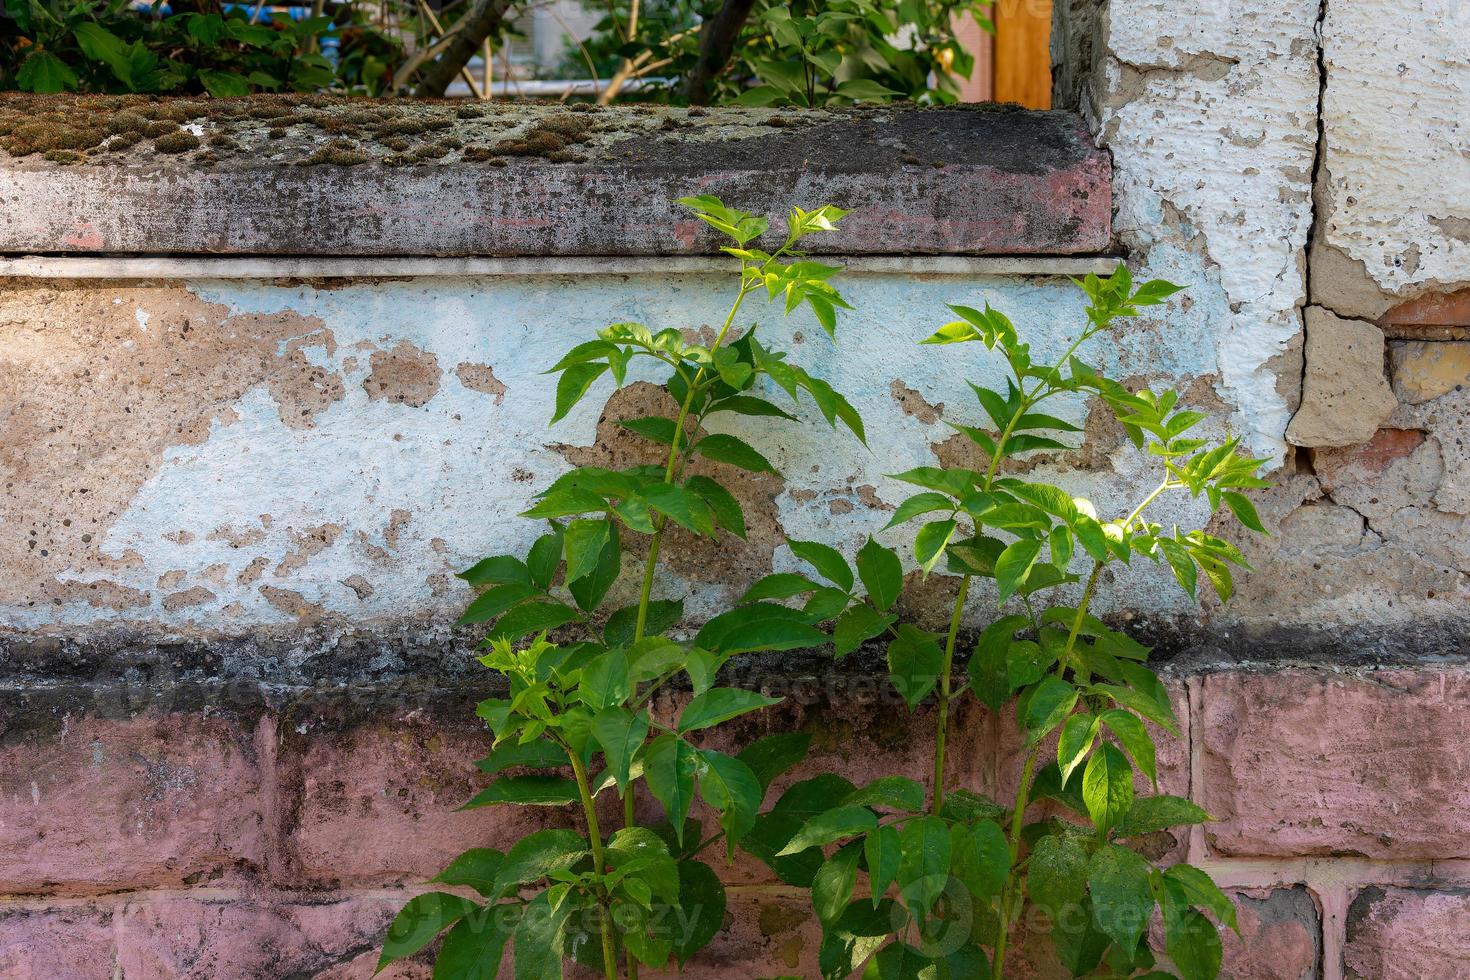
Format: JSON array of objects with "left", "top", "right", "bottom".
[
  {"left": 1317, "top": 0, "right": 1470, "bottom": 307},
  {"left": 19, "top": 272, "right": 1223, "bottom": 631},
  {"left": 1095, "top": 0, "right": 1321, "bottom": 462}
]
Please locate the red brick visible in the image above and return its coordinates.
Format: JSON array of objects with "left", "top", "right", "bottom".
[
  {"left": 1199, "top": 669, "right": 1470, "bottom": 858},
  {"left": 1344, "top": 886, "right": 1470, "bottom": 980},
  {"left": 282, "top": 714, "right": 568, "bottom": 886},
  {"left": 1220, "top": 887, "right": 1319, "bottom": 980},
  {"left": 114, "top": 893, "right": 422, "bottom": 979},
  {"left": 0, "top": 906, "right": 116, "bottom": 979},
  {"left": 1381, "top": 287, "right": 1470, "bottom": 327},
  {"left": 0, "top": 713, "right": 267, "bottom": 892}
]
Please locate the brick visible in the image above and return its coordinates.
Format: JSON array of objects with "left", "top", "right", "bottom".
[
  {"left": 0, "top": 906, "right": 116, "bottom": 979},
  {"left": 1389, "top": 340, "right": 1470, "bottom": 404},
  {"left": 0, "top": 712, "right": 267, "bottom": 891},
  {"left": 1199, "top": 669, "right": 1470, "bottom": 858},
  {"left": 114, "top": 893, "right": 422, "bottom": 979},
  {"left": 1381, "top": 288, "right": 1470, "bottom": 327},
  {"left": 679, "top": 887, "right": 821, "bottom": 979},
  {"left": 281, "top": 712, "right": 568, "bottom": 886},
  {"left": 1220, "top": 887, "right": 1319, "bottom": 980},
  {"left": 1344, "top": 886, "right": 1470, "bottom": 979}
]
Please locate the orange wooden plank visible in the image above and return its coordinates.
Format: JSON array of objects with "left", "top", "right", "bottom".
[{"left": 994, "top": 0, "right": 1053, "bottom": 109}]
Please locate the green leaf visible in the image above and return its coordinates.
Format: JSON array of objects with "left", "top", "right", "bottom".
[
  {"left": 968, "top": 615, "right": 1027, "bottom": 712},
  {"left": 814, "top": 844, "right": 863, "bottom": 925},
  {"left": 779, "top": 805, "right": 877, "bottom": 854},
  {"left": 884, "top": 491, "right": 955, "bottom": 530},
  {"left": 459, "top": 583, "right": 539, "bottom": 625},
  {"left": 834, "top": 604, "right": 896, "bottom": 658},
  {"left": 550, "top": 361, "right": 609, "bottom": 424},
  {"left": 698, "top": 749, "right": 763, "bottom": 854},
  {"left": 950, "top": 819, "right": 1010, "bottom": 901},
  {"left": 640, "top": 482, "right": 715, "bottom": 536},
  {"left": 1057, "top": 712, "right": 1099, "bottom": 786},
  {"left": 16, "top": 52, "right": 78, "bottom": 93},
  {"left": 915, "top": 519, "right": 958, "bottom": 574},
  {"left": 864, "top": 824, "right": 902, "bottom": 905},
  {"left": 843, "top": 776, "right": 925, "bottom": 813},
  {"left": 889, "top": 466, "right": 979, "bottom": 498},
  {"left": 695, "top": 604, "right": 827, "bottom": 654},
  {"left": 1100, "top": 708, "right": 1158, "bottom": 788},
  {"left": 198, "top": 69, "right": 249, "bottom": 98},
  {"left": 513, "top": 889, "right": 573, "bottom": 980},
  {"left": 592, "top": 706, "right": 648, "bottom": 793},
  {"left": 644, "top": 735, "right": 699, "bottom": 842},
  {"left": 463, "top": 775, "right": 580, "bottom": 808},
  {"left": 739, "top": 811, "right": 824, "bottom": 887},
  {"left": 1164, "top": 907, "right": 1223, "bottom": 980},
  {"left": 897, "top": 815, "right": 951, "bottom": 916},
  {"left": 1164, "top": 864, "right": 1238, "bottom": 932},
  {"left": 886, "top": 625, "right": 944, "bottom": 711},
  {"left": 568, "top": 521, "right": 620, "bottom": 612},
  {"left": 523, "top": 488, "right": 606, "bottom": 519},
  {"left": 488, "top": 601, "right": 579, "bottom": 642},
  {"left": 459, "top": 554, "right": 532, "bottom": 587},
  {"left": 1082, "top": 744, "right": 1134, "bottom": 833},
  {"left": 1222, "top": 491, "right": 1265, "bottom": 532},
  {"left": 736, "top": 731, "right": 811, "bottom": 794},
  {"left": 475, "top": 740, "right": 570, "bottom": 777},
  {"left": 1116, "top": 795, "right": 1212, "bottom": 837},
  {"left": 1024, "top": 676, "right": 1078, "bottom": 744},
  {"left": 527, "top": 530, "right": 563, "bottom": 588},
  {"left": 706, "top": 395, "right": 798, "bottom": 421},
  {"left": 378, "top": 892, "right": 477, "bottom": 969},
  {"left": 694, "top": 433, "right": 776, "bottom": 473},
  {"left": 788, "top": 539, "right": 854, "bottom": 591},
  {"left": 679, "top": 688, "right": 782, "bottom": 733},
  {"left": 619, "top": 416, "right": 678, "bottom": 444},
  {"left": 672, "top": 860, "right": 726, "bottom": 964},
  {"left": 836, "top": 78, "right": 905, "bottom": 100},
  {"left": 740, "top": 572, "right": 819, "bottom": 603},
  {"left": 1026, "top": 834, "right": 1088, "bottom": 915},
  {"left": 857, "top": 537, "right": 904, "bottom": 612},
  {"left": 432, "top": 848, "right": 505, "bottom": 898},
  {"left": 863, "top": 942, "right": 935, "bottom": 979},
  {"left": 1088, "top": 843, "right": 1156, "bottom": 951},
  {"left": 562, "top": 518, "right": 609, "bottom": 584},
  {"left": 1090, "top": 683, "right": 1181, "bottom": 736},
  {"left": 686, "top": 475, "right": 746, "bottom": 538},
  {"left": 433, "top": 914, "right": 510, "bottom": 980},
  {"left": 604, "top": 599, "right": 682, "bottom": 646},
  {"left": 995, "top": 538, "right": 1043, "bottom": 603}
]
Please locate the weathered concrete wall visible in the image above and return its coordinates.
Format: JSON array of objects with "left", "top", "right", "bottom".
[{"left": 2, "top": 0, "right": 1470, "bottom": 969}]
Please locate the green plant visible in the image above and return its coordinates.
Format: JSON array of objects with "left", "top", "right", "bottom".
[
  {"left": 376, "top": 195, "right": 869, "bottom": 978},
  {"left": 572, "top": 0, "right": 991, "bottom": 106},
  {"left": 732, "top": 268, "right": 1269, "bottom": 977},
  {"left": 2, "top": 0, "right": 401, "bottom": 95}
]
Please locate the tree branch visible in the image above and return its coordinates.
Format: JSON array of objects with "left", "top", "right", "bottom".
[
  {"left": 411, "top": 0, "right": 515, "bottom": 98},
  {"left": 682, "top": 0, "right": 756, "bottom": 105}
]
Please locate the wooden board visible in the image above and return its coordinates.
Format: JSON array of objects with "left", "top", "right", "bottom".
[{"left": 994, "top": 0, "right": 1053, "bottom": 109}]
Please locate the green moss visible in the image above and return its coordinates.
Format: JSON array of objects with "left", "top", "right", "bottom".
[
  {"left": 301, "top": 140, "right": 370, "bottom": 166},
  {"left": 154, "top": 130, "right": 201, "bottom": 154}
]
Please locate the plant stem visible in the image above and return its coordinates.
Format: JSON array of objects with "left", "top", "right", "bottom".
[
  {"left": 632, "top": 275, "right": 753, "bottom": 642},
  {"left": 568, "top": 749, "right": 618, "bottom": 980},
  {"left": 931, "top": 573, "right": 971, "bottom": 814},
  {"left": 992, "top": 742, "right": 1040, "bottom": 980}
]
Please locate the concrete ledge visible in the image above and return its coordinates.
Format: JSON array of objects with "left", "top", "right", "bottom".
[
  {"left": 0, "top": 96, "right": 1110, "bottom": 257},
  {"left": 0, "top": 253, "right": 1122, "bottom": 280}
]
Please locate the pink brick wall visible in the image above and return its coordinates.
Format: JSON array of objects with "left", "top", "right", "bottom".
[{"left": 5, "top": 669, "right": 1470, "bottom": 977}]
